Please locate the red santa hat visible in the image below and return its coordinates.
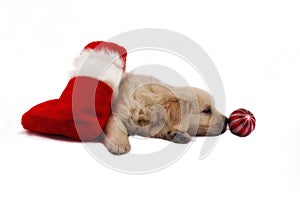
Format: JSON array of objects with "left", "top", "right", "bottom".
[{"left": 22, "top": 41, "right": 127, "bottom": 141}]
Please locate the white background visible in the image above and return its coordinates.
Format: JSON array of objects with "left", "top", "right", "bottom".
[{"left": 1, "top": 0, "right": 300, "bottom": 199}]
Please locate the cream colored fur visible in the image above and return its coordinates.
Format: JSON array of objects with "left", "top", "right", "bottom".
[{"left": 104, "top": 73, "right": 227, "bottom": 154}]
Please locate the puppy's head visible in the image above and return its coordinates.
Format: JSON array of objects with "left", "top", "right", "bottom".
[
  {"left": 160, "top": 86, "right": 227, "bottom": 137},
  {"left": 188, "top": 88, "right": 227, "bottom": 136}
]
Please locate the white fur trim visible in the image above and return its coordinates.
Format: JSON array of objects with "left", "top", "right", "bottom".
[{"left": 71, "top": 49, "right": 124, "bottom": 89}]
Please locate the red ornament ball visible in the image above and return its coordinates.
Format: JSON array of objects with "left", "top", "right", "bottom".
[{"left": 228, "top": 108, "right": 256, "bottom": 137}]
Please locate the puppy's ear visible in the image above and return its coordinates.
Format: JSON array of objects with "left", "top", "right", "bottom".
[
  {"left": 163, "top": 97, "right": 191, "bottom": 128},
  {"left": 163, "top": 96, "right": 191, "bottom": 108}
]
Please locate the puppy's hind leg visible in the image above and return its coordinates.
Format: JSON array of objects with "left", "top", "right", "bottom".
[{"left": 104, "top": 116, "right": 131, "bottom": 155}]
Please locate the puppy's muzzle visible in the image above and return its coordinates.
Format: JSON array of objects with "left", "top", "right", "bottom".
[{"left": 221, "top": 117, "right": 228, "bottom": 133}]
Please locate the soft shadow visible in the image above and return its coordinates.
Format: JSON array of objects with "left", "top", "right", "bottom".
[{"left": 19, "top": 130, "right": 103, "bottom": 143}]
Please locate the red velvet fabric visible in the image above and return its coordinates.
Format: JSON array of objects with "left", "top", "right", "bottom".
[{"left": 22, "top": 76, "right": 113, "bottom": 141}]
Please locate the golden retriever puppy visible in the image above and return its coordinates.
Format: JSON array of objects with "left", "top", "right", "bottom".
[{"left": 104, "top": 73, "right": 227, "bottom": 154}]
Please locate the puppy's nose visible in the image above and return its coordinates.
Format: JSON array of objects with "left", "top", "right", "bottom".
[{"left": 222, "top": 117, "right": 228, "bottom": 133}]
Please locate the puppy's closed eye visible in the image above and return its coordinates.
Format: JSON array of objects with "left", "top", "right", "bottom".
[{"left": 202, "top": 107, "right": 211, "bottom": 114}]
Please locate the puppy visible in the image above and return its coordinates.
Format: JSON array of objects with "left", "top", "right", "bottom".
[{"left": 104, "top": 73, "right": 227, "bottom": 154}]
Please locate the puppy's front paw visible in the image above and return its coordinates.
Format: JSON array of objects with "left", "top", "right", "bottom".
[
  {"left": 172, "top": 132, "right": 192, "bottom": 144},
  {"left": 104, "top": 136, "right": 131, "bottom": 155}
]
